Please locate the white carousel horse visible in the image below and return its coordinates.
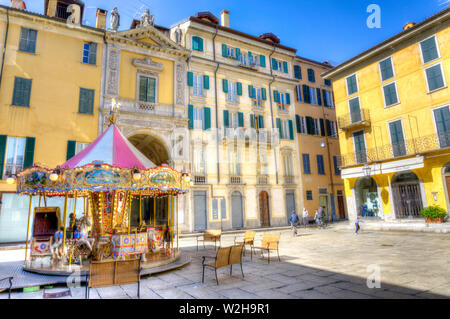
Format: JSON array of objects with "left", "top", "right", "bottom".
[{"left": 50, "top": 230, "right": 65, "bottom": 264}]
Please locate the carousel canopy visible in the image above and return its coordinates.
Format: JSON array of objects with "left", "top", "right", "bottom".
[{"left": 61, "top": 124, "right": 156, "bottom": 169}]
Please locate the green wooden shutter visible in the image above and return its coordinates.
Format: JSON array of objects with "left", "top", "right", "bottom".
[
  {"left": 89, "top": 42, "right": 97, "bottom": 65},
  {"left": 66, "top": 140, "right": 76, "bottom": 160},
  {"left": 294, "top": 65, "right": 302, "bottom": 79},
  {"left": 288, "top": 120, "right": 294, "bottom": 140},
  {"left": 236, "top": 82, "right": 242, "bottom": 96},
  {"left": 192, "top": 36, "right": 198, "bottom": 50},
  {"left": 203, "top": 75, "right": 210, "bottom": 90},
  {"left": 295, "top": 115, "right": 301, "bottom": 133},
  {"left": 0, "top": 135, "right": 6, "bottom": 180},
  {"left": 276, "top": 118, "right": 282, "bottom": 139},
  {"left": 222, "top": 79, "right": 228, "bottom": 93},
  {"left": 319, "top": 119, "right": 326, "bottom": 137},
  {"left": 188, "top": 104, "right": 194, "bottom": 130},
  {"left": 139, "top": 77, "right": 147, "bottom": 101},
  {"left": 421, "top": 37, "right": 438, "bottom": 64},
  {"left": 250, "top": 114, "right": 255, "bottom": 128},
  {"left": 261, "top": 88, "right": 267, "bottom": 101},
  {"left": 273, "top": 90, "right": 279, "bottom": 103},
  {"left": 23, "top": 137, "right": 35, "bottom": 169},
  {"left": 12, "top": 77, "right": 32, "bottom": 107},
  {"left": 283, "top": 61, "right": 288, "bottom": 73},
  {"left": 316, "top": 88, "right": 322, "bottom": 105},
  {"left": 235, "top": 48, "right": 241, "bottom": 60},
  {"left": 238, "top": 112, "right": 244, "bottom": 127},
  {"left": 302, "top": 85, "right": 310, "bottom": 103},
  {"left": 203, "top": 107, "right": 211, "bottom": 130},
  {"left": 322, "top": 89, "right": 328, "bottom": 107},
  {"left": 187, "top": 72, "right": 193, "bottom": 87},
  {"left": 248, "top": 85, "right": 254, "bottom": 98},
  {"left": 222, "top": 44, "right": 228, "bottom": 57},
  {"left": 259, "top": 55, "right": 266, "bottom": 67},
  {"left": 198, "top": 37, "right": 204, "bottom": 52},
  {"left": 272, "top": 58, "right": 277, "bottom": 70},
  {"left": 259, "top": 115, "right": 264, "bottom": 129},
  {"left": 223, "top": 110, "right": 229, "bottom": 127},
  {"left": 285, "top": 93, "right": 291, "bottom": 105}
]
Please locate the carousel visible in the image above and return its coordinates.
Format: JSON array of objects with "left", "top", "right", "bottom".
[{"left": 16, "top": 112, "right": 190, "bottom": 275}]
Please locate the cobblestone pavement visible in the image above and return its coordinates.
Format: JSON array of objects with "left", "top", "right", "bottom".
[{"left": 1, "top": 226, "right": 449, "bottom": 299}]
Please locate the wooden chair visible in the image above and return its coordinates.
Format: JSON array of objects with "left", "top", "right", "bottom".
[
  {"left": 197, "top": 230, "right": 222, "bottom": 251},
  {"left": 234, "top": 231, "right": 255, "bottom": 257},
  {"left": 85, "top": 258, "right": 141, "bottom": 299},
  {"left": 229, "top": 243, "right": 245, "bottom": 278},
  {"left": 202, "top": 246, "right": 231, "bottom": 285},
  {"left": 0, "top": 277, "right": 13, "bottom": 299},
  {"left": 251, "top": 233, "right": 281, "bottom": 264}
]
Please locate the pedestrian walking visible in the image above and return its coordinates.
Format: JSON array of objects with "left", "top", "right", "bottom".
[
  {"left": 355, "top": 215, "right": 361, "bottom": 234},
  {"left": 302, "top": 208, "right": 309, "bottom": 228},
  {"left": 289, "top": 210, "right": 300, "bottom": 236},
  {"left": 315, "top": 207, "right": 324, "bottom": 228}
]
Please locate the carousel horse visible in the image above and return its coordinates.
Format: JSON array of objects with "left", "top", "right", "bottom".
[
  {"left": 50, "top": 229, "right": 65, "bottom": 264},
  {"left": 70, "top": 216, "right": 94, "bottom": 263}
]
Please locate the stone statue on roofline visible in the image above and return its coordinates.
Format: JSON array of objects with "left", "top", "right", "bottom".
[
  {"left": 110, "top": 7, "right": 120, "bottom": 32},
  {"left": 140, "top": 9, "right": 154, "bottom": 27},
  {"left": 174, "top": 26, "right": 182, "bottom": 44},
  {"left": 11, "top": 0, "right": 26, "bottom": 10}
]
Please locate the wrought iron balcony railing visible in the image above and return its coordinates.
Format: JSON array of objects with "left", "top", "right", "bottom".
[
  {"left": 339, "top": 131, "right": 450, "bottom": 167},
  {"left": 337, "top": 109, "right": 371, "bottom": 131},
  {"left": 230, "top": 176, "right": 242, "bottom": 184},
  {"left": 257, "top": 175, "right": 269, "bottom": 185},
  {"left": 193, "top": 175, "right": 207, "bottom": 185}
]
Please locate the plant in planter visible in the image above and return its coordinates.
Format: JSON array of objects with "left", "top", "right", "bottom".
[{"left": 420, "top": 206, "right": 448, "bottom": 223}]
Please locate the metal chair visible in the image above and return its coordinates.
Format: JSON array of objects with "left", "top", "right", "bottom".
[
  {"left": 251, "top": 233, "right": 281, "bottom": 264},
  {"left": 0, "top": 277, "right": 13, "bottom": 299},
  {"left": 202, "top": 246, "right": 231, "bottom": 285}
]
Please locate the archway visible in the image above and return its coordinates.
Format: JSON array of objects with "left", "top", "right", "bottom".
[
  {"left": 391, "top": 171, "right": 423, "bottom": 219},
  {"left": 127, "top": 133, "right": 171, "bottom": 228},
  {"left": 443, "top": 163, "right": 450, "bottom": 211},
  {"left": 355, "top": 176, "right": 381, "bottom": 218},
  {"left": 231, "top": 191, "right": 244, "bottom": 229},
  {"left": 259, "top": 191, "right": 270, "bottom": 227}
]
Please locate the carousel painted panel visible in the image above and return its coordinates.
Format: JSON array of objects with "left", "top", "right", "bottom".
[
  {"left": 146, "top": 227, "right": 164, "bottom": 251},
  {"left": 111, "top": 233, "right": 148, "bottom": 260}
]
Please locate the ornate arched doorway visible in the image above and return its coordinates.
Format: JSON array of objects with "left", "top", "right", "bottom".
[
  {"left": 355, "top": 176, "right": 381, "bottom": 218},
  {"left": 231, "top": 191, "right": 244, "bottom": 229},
  {"left": 391, "top": 171, "right": 423, "bottom": 219},
  {"left": 259, "top": 191, "right": 270, "bottom": 227},
  {"left": 128, "top": 133, "right": 171, "bottom": 227}
]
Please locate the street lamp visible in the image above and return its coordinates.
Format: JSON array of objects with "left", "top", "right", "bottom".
[{"left": 320, "top": 140, "right": 326, "bottom": 148}]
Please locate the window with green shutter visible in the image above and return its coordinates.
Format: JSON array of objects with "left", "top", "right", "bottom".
[
  {"left": 236, "top": 82, "right": 242, "bottom": 96},
  {"left": 288, "top": 120, "right": 294, "bottom": 140},
  {"left": 383, "top": 82, "right": 398, "bottom": 106},
  {"left": 0, "top": 135, "right": 6, "bottom": 180},
  {"left": 66, "top": 140, "right": 76, "bottom": 160},
  {"left": 307, "top": 69, "right": 315, "bottom": 82},
  {"left": 222, "top": 44, "right": 228, "bottom": 57},
  {"left": 273, "top": 90, "right": 279, "bottom": 103},
  {"left": 188, "top": 105, "right": 194, "bottom": 130},
  {"left": 250, "top": 114, "right": 255, "bottom": 128},
  {"left": 203, "top": 107, "right": 211, "bottom": 130},
  {"left": 285, "top": 93, "right": 291, "bottom": 105},
  {"left": 83, "top": 42, "right": 97, "bottom": 65},
  {"left": 138, "top": 76, "right": 156, "bottom": 103},
  {"left": 261, "top": 88, "right": 267, "bottom": 101},
  {"left": 283, "top": 61, "right": 288, "bottom": 73},
  {"left": 276, "top": 118, "right": 282, "bottom": 139},
  {"left": 259, "top": 55, "right": 266, "bottom": 68},
  {"left": 420, "top": 36, "right": 439, "bottom": 64},
  {"left": 23, "top": 137, "right": 35, "bottom": 169},
  {"left": 187, "top": 72, "right": 193, "bottom": 87},
  {"left": 203, "top": 75, "right": 210, "bottom": 90},
  {"left": 379, "top": 57, "right": 394, "bottom": 82},
  {"left": 294, "top": 65, "right": 302, "bottom": 79},
  {"left": 78, "top": 88, "right": 95, "bottom": 114},
  {"left": 425, "top": 64, "right": 445, "bottom": 92},
  {"left": 12, "top": 77, "right": 32, "bottom": 107},
  {"left": 302, "top": 85, "right": 311, "bottom": 104},
  {"left": 258, "top": 115, "right": 264, "bottom": 129},
  {"left": 346, "top": 74, "right": 358, "bottom": 95},
  {"left": 19, "top": 27, "right": 37, "bottom": 53},
  {"left": 192, "top": 36, "right": 204, "bottom": 52},
  {"left": 316, "top": 88, "right": 322, "bottom": 105},
  {"left": 272, "top": 58, "right": 277, "bottom": 71},
  {"left": 222, "top": 79, "right": 228, "bottom": 93},
  {"left": 238, "top": 112, "right": 244, "bottom": 127},
  {"left": 223, "top": 110, "right": 230, "bottom": 128},
  {"left": 248, "top": 85, "right": 254, "bottom": 98}
]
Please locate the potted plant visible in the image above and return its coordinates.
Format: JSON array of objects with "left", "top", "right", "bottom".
[{"left": 420, "top": 206, "right": 448, "bottom": 223}]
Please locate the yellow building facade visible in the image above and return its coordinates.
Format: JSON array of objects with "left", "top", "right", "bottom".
[{"left": 323, "top": 8, "right": 450, "bottom": 222}]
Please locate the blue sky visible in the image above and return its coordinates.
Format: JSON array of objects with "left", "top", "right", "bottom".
[{"left": 1, "top": 0, "right": 448, "bottom": 65}]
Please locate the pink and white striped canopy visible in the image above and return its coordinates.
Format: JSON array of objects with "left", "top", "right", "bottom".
[{"left": 61, "top": 125, "right": 156, "bottom": 169}]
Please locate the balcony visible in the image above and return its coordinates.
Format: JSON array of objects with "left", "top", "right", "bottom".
[
  {"left": 339, "top": 131, "right": 450, "bottom": 168},
  {"left": 193, "top": 175, "right": 207, "bottom": 185},
  {"left": 238, "top": 55, "right": 258, "bottom": 70},
  {"left": 338, "top": 109, "right": 371, "bottom": 131},
  {"left": 284, "top": 176, "right": 295, "bottom": 185},
  {"left": 104, "top": 99, "right": 183, "bottom": 119},
  {"left": 257, "top": 175, "right": 269, "bottom": 185},
  {"left": 230, "top": 176, "right": 242, "bottom": 184}
]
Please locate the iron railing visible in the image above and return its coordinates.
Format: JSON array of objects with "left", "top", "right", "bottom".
[
  {"left": 193, "top": 175, "right": 207, "bottom": 185},
  {"left": 230, "top": 176, "right": 242, "bottom": 184},
  {"left": 337, "top": 109, "right": 371, "bottom": 131},
  {"left": 339, "top": 131, "right": 450, "bottom": 167},
  {"left": 284, "top": 176, "right": 295, "bottom": 185},
  {"left": 257, "top": 175, "right": 269, "bottom": 185}
]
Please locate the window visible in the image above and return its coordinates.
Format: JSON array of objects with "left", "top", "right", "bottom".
[
  {"left": 420, "top": 36, "right": 439, "bottom": 64},
  {"left": 229, "top": 146, "right": 241, "bottom": 176},
  {"left": 83, "top": 42, "right": 97, "bottom": 65},
  {"left": 425, "top": 63, "right": 445, "bottom": 92},
  {"left": 294, "top": 65, "right": 302, "bottom": 79},
  {"left": 75, "top": 142, "right": 89, "bottom": 155},
  {"left": 349, "top": 97, "right": 362, "bottom": 123},
  {"left": 296, "top": 115, "right": 306, "bottom": 134},
  {"left": 307, "top": 68, "right": 315, "bottom": 82},
  {"left": 324, "top": 79, "right": 331, "bottom": 86},
  {"left": 278, "top": 92, "right": 286, "bottom": 110},
  {"left": 353, "top": 130, "right": 367, "bottom": 164},
  {"left": 257, "top": 150, "right": 268, "bottom": 175},
  {"left": 309, "top": 87, "right": 317, "bottom": 105},
  {"left": 272, "top": 58, "right": 288, "bottom": 73},
  {"left": 379, "top": 57, "right": 394, "bottom": 82},
  {"left": 78, "top": 88, "right": 95, "bottom": 114},
  {"left": 193, "top": 146, "right": 206, "bottom": 175},
  {"left": 277, "top": 119, "right": 293, "bottom": 140},
  {"left": 227, "top": 81, "right": 238, "bottom": 102},
  {"left": 12, "top": 77, "right": 32, "bottom": 107},
  {"left": 212, "top": 198, "right": 227, "bottom": 221},
  {"left": 295, "top": 85, "right": 302, "bottom": 102},
  {"left": 346, "top": 74, "right": 358, "bottom": 96},
  {"left": 193, "top": 107, "right": 204, "bottom": 130},
  {"left": 240, "top": 53, "right": 259, "bottom": 68},
  {"left": 302, "top": 154, "right": 311, "bottom": 174},
  {"left": 333, "top": 156, "right": 341, "bottom": 175},
  {"left": 313, "top": 119, "right": 321, "bottom": 136},
  {"left": 3, "top": 137, "right": 25, "bottom": 178},
  {"left": 251, "top": 87, "right": 263, "bottom": 107},
  {"left": 227, "top": 47, "right": 237, "bottom": 59},
  {"left": 283, "top": 154, "right": 293, "bottom": 177},
  {"left": 324, "top": 90, "right": 334, "bottom": 107},
  {"left": 19, "top": 27, "right": 37, "bottom": 53},
  {"left": 56, "top": 2, "right": 71, "bottom": 19},
  {"left": 433, "top": 106, "right": 450, "bottom": 148},
  {"left": 383, "top": 82, "right": 399, "bottom": 107},
  {"left": 389, "top": 120, "right": 406, "bottom": 157},
  {"left": 139, "top": 76, "right": 156, "bottom": 103},
  {"left": 330, "top": 121, "right": 338, "bottom": 138},
  {"left": 317, "top": 154, "right": 325, "bottom": 175},
  {"left": 306, "top": 190, "right": 313, "bottom": 201},
  {"left": 193, "top": 75, "right": 204, "bottom": 96},
  {"left": 192, "top": 36, "right": 204, "bottom": 52},
  {"left": 282, "top": 120, "right": 290, "bottom": 139}
]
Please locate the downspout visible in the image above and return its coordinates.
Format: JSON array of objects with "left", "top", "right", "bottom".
[
  {"left": 98, "top": 32, "right": 107, "bottom": 136},
  {"left": 268, "top": 43, "right": 279, "bottom": 184},
  {"left": 0, "top": 7, "right": 10, "bottom": 89},
  {"left": 212, "top": 25, "right": 220, "bottom": 183}
]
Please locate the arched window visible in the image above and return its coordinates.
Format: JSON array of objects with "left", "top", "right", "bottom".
[{"left": 192, "top": 36, "right": 204, "bottom": 52}]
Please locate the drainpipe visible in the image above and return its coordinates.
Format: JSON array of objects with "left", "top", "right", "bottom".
[
  {"left": 0, "top": 7, "right": 10, "bottom": 89},
  {"left": 268, "top": 43, "right": 279, "bottom": 184},
  {"left": 212, "top": 25, "right": 220, "bottom": 183},
  {"left": 321, "top": 105, "right": 336, "bottom": 221},
  {"left": 99, "top": 32, "right": 108, "bottom": 135}
]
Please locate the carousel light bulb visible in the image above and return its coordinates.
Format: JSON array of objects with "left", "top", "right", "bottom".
[
  {"left": 6, "top": 176, "right": 15, "bottom": 184},
  {"left": 133, "top": 170, "right": 142, "bottom": 181},
  {"left": 49, "top": 173, "right": 59, "bottom": 182}
]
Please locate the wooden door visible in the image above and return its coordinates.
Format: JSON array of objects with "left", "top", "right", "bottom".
[
  {"left": 259, "top": 191, "right": 270, "bottom": 227},
  {"left": 337, "top": 196, "right": 346, "bottom": 219},
  {"left": 231, "top": 192, "right": 244, "bottom": 228},
  {"left": 194, "top": 191, "right": 207, "bottom": 231}
]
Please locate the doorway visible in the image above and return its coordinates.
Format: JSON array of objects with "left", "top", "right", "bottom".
[
  {"left": 194, "top": 191, "right": 207, "bottom": 231},
  {"left": 231, "top": 191, "right": 244, "bottom": 229},
  {"left": 337, "top": 195, "right": 346, "bottom": 219},
  {"left": 285, "top": 190, "right": 296, "bottom": 224},
  {"left": 259, "top": 191, "right": 270, "bottom": 227},
  {"left": 391, "top": 171, "right": 423, "bottom": 219}
]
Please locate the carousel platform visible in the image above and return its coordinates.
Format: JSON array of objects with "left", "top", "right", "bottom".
[{"left": 0, "top": 252, "right": 190, "bottom": 291}]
